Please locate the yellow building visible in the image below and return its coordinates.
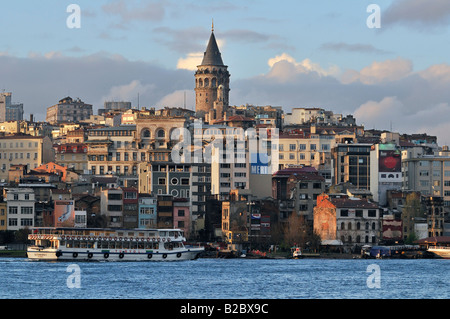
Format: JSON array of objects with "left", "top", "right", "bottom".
[{"left": 0, "top": 134, "right": 54, "bottom": 181}]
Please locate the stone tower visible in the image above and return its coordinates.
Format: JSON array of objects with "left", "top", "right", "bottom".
[{"left": 195, "top": 24, "right": 230, "bottom": 119}]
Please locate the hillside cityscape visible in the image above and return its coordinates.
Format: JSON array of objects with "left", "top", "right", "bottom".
[{"left": 0, "top": 27, "right": 449, "bottom": 256}]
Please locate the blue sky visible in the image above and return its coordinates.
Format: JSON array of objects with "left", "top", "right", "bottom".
[{"left": 1, "top": 0, "right": 450, "bottom": 145}]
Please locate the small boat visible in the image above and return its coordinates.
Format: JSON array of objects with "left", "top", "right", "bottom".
[
  {"left": 27, "top": 227, "right": 204, "bottom": 261},
  {"left": 292, "top": 247, "right": 303, "bottom": 259},
  {"left": 427, "top": 246, "right": 450, "bottom": 259}
]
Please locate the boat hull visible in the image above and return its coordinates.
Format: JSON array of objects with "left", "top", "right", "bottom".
[
  {"left": 427, "top": 247, "right": 450, "bottom": 259},
  {"left": 27, "top": 248, "right": 204, "bottom": 261}
]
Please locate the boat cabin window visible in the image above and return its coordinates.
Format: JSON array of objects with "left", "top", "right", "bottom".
[
  {"left": 159, "top": 231, "right": 167, "bottom": 236},
  {"left": 139, "top": 232, "right": 144, "bottom": 237},
  {"left": 127, "top": 232, "right": 134, "bottom": 237}
]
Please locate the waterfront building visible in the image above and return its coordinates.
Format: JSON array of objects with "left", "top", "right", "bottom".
[
  {"left": 5, "top": 188, "right": 35, "bottom": 231},
  {"left": 46, "top": 97, "right": 93, "bottom": 124},
  {"left": 313, "top": 193, "right": 382, "bottom": 247},
  {"left": 173, "top": 198, "right": 191, "bottom": 238},
  {"left": 99, "top": 188, "right": 124, "bottom": 228},
  {"left": 0, "top": 202, "right": 7, "bottom": 231},
  {"left": 138, "top": 193, "right": 157, "bottom": 229},
  {"left": 122, "top": 187, "right": 138, "bottom": 229}
]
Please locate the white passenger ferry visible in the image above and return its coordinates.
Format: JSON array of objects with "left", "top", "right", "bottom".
[
  {"left": 27, "top": 227, "right": 204, "bottom": 261},
  {"left": 427, "top": 246, "right": 450, "bottom": 259}
]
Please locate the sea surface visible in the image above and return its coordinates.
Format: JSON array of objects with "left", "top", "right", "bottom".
[{"left": 0, "top": 257, "right": 448, "bottom": 299}]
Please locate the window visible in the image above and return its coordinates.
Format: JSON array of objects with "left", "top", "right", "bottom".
[
  {"left": 158, "top": 178, "right": 166, "bottom": 185},
  {"left": 108, "top": 205, "right": 122, "bottom": 211},
  {"left": 289, "top": 144, "right": 296, "bottom": 151},
  {"left": 21, "top": 207, "right": 33, "bottom": 214},
  {"left": 368, "top": 210, "right": 377, "bottom": 217},
  {"left": 340, "top": 209, "right": 348, "bottom": 217},
  {"left": 181, "top": 178, "right": 190, "bottom": 185},
  {"left": 124, "top": 192, "right": 137, "bottom": 199},
  {"left": 178, "top": 210, "right": 185, "bottom": 217},
  {"left": 108, "top": 193, "right": 122, "bottom": 200},
  {"left": 9, "top": 207, "right": 18, "bottom": 214}
]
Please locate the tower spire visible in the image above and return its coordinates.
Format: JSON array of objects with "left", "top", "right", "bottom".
[{"left": 212, "top": 18, "right": 214, "bottom": 32}]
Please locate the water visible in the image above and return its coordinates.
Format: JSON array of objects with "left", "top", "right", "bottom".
[{"left": 0, "top": 257, "right": 449, "bottom": 299}]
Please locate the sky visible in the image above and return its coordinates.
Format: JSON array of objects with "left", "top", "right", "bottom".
[{"left": 1, "top": 0, "right": 450, "bottom": 146}]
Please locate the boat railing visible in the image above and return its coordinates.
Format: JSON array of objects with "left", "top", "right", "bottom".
[{"left": 429, "top": 246, "right": 450, "bottom": 250}]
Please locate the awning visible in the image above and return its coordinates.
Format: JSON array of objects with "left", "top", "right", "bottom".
[{"left": 321, "top": 239, "right": 343, "bottom": 246}]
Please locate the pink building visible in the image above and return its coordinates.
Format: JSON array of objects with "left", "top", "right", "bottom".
[{"left": 173, "top": 198, "right": 190, "bottom": 239}]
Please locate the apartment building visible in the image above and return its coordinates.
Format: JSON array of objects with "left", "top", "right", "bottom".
[
  {"left": 0, "top": 134, "right": 54, "bottom": 181},
  {"left": 54, "top": 143, "right": 88, "bottom": 173},
  {"left": 86, "top": 125, "right": 139, "bottom": 186},
  {"left": 138, "top": 193, "right": 157, "bottom": 229},
  {"left": 314, "top": 194, "right": 382, "bottom": 247},
  {"left": 0, "top": 92, "right": 23, "bottom": 122},
  {"left": 331, "top": 143, "right": 372, "bottom": 190},
  {"left": 402, "top": 147, "right": 450, "bottom": 207},
  {"left": 100, "top": 188, "right": 123, "bottom": 228},
  {"left": 6, "top": 188, "right": 35, "bottom": 231},
  {"left": 278, "top": 126, "right": 358, "bottom": 184},
  {"left": 370, "top": 142, "right": 402, "bottom": 205},
  {"left": 46, "top": 96, "right": 93, "bottom": 124}
]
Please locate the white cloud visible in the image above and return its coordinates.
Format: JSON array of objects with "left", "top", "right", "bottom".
[
  {"left": 264, "top": 53, "right": 340, "bottom": 83},
  {"left": 341, "top": 57, "right": 413, "bottom": 85},
  {"left": 156, "top": 90, "right": 195, "bottom": 109},
  {"left": 100, "top": 80, "right": 156, "bottom": 106},
  {"left": 177, "top": 52, "right": 203, "bottom": 71},
  {"left": 354, "top": 97, "right": 404, "bottom": 130}
]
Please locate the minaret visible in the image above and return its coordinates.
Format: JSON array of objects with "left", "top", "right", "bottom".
[{"left": 195, "top": 22, "right": 230, "bottom": 118}]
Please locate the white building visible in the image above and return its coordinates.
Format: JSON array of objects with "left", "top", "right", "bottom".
[
  {"left": 402, "top": 147, "right": 450, "bottom": 208},
  {"left": 6, "top": 188, "right": 35, "bottom": 231}
]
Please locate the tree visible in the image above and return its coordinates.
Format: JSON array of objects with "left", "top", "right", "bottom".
[{"left": 283, "top": 213, "right": 308, "bottom": 248}]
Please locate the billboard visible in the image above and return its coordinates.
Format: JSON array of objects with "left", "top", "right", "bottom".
[
  {"left": 379, "top": 150, "right": 401, "bottom": 172},
  {"left": 54, "top": 200, "right": 75, "bottom": 227}
]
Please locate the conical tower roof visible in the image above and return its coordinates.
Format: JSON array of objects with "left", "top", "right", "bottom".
[{"left": 201, "top": 31, "right": 224, "bottom": 66}]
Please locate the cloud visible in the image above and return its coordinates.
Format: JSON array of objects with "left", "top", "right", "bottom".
[
  {"left": 177, "top": 52, "right": 203, "bottom": 71},
  {"left": 320, "top": 42, "right": 391, "bottom": 55},
  {"left": 341, "top": 57, "right": 413, "bottom": 85},
  {"left": 102, "top": 0, "right": 167, "bottom": 23},
  {"left": 384, "top": 0, "right": 450, "bottom": 29},
  {"left": 266, "top": 53, "right": 340, "bottom": 82},
  {"left": 230, "top": 54, "right": 450, "bottom": 145},
  {"left": 156, "top": 90, "right": 195, "bottom": 109},
  {"left": 0, "top": 52, "right": 193, "bottom": 120},
  {"left": 100, "top": 80, "right": 156, "bottom": 107}
]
